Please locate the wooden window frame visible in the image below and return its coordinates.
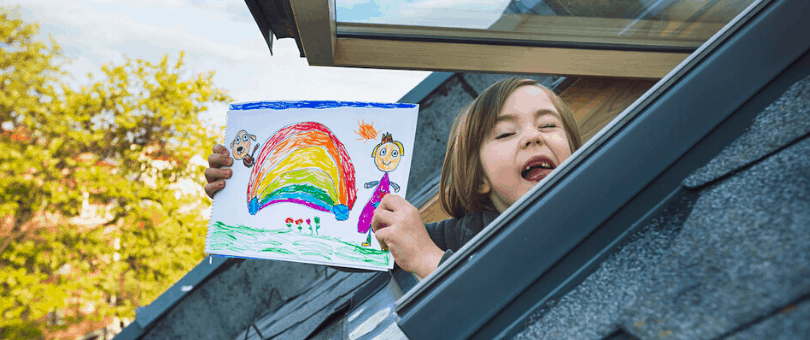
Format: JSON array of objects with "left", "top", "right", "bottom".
[{"left": 290, "top": 0, "right": 697, "bottom": 79}]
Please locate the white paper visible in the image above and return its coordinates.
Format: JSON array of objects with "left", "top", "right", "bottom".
[{"left": 206, "top": 101, "right": 419, "bottom": 271}]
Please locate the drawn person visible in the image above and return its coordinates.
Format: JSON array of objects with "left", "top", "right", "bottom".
[
  {"left": 357, "top": 132, "right": 402, "bottom": 247},
  {"left": 230, "top": 129, "right": 259, "bottom": 167}
]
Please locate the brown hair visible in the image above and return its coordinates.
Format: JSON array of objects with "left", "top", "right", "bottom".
[{"left": 439, "top": 77, "right": 582, "bottom": 219}]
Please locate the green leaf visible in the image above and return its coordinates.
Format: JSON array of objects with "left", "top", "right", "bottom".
[{"left": 0, "top": 7, "right": 230, "bottom": 339}]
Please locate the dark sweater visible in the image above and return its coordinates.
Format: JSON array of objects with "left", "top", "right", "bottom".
[{"left": 425, "top": 210, "right": 500, "bottom": 265}]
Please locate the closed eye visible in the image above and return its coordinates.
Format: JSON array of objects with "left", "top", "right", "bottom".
[
  {"left": 539, "top": 123, "right": 558, "bottom": 129},
  {"left": 495, "top": 132, "right": 514, "bottom": 139}
]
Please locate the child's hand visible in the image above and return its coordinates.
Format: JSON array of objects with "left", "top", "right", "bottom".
[
  {"left": 204, "top": 144, "right": 234, "bottom": 198},
  {"left": 371, "top": 194, "right": 445, "bottom": 278}
]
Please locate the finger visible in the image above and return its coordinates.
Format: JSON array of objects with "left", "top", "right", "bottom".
[
  {"left": 376, "top": 194, "right": 403, "bottom": 212},
  {"left": 374, "top": 226, "right": 392, "bottom": 248},
  {"left": 208, "top": 153, "right": 234, "bottom": 168},
  {"left": 378, "top": 194, "right": 417, "bottom": 217},
  {"left": 213, "top": 144, "right": 229, "bottom": 155},
  {"left": 370, "top": 209, "right": 394, "bottom": 233},
  {"left": 204, "top": 180, "right": 226, "bottom": 198},
  {"left": 204, "top": 168, "right": 232, "bottom": 184}
]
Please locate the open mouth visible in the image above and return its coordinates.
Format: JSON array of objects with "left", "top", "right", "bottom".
[
  {"left": 237, "top": 146, "right": 244, "bottom": 153},
  {"left": 520, "top": 156, "right": 556, "bottom": 182}
]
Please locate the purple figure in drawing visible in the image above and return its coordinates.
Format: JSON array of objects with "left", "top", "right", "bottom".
[{"left": 358, "top": 132, "right": 402, "bottom": 247}]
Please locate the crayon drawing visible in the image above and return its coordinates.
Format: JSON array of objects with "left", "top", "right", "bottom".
[
  {"left": 247, "top": 122, "right": 357, "bottom": 221},
  {"left": 206, "top": 101, "right": 419, "bottom": 271},
  {"left": 357, "top": 133, "right": 402, "bottom": 247},
  {"left": 354, "top": 119, "right": 380, "bottom": 143},
  {"left": 231, "top": 129, "right": 259, "bottom": 168}
]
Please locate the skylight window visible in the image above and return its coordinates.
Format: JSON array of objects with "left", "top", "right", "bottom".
[
  {"left": 336, "top": 0, "right": 756, "bottom": 51},
  {"left": 289, "top": 0, "right": 757, "bottom": 78}
]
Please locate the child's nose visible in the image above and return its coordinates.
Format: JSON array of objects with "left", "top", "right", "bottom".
[{"left": 520, "top": 128, "right": 544, "bottom": 148}]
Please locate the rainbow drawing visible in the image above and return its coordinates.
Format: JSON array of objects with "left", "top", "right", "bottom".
[{"left": 247, "top": 122, "right": 357, "bottom": 220}]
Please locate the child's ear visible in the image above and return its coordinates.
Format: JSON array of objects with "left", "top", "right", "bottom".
[{"left": 477, "top": 178, "right": 491, "bottom": 195}]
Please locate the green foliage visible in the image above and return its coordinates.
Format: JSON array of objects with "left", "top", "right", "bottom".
[{"left": 0, "top": 7, "right": 230, "bottom": 339}]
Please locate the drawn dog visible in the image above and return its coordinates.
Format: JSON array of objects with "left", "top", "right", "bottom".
[{"left": 230, "top": 130, "right": 259, "bottom": 167}]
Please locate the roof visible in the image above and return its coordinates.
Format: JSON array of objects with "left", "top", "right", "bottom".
[
  {"left": 233, "top": 269, "right": 388, "bottom": 340},
  {"left": 514, "top": 72, "right": 810, "bottom": 340},
  {"left": 118, "top": 258, "right": 331, "bottom": 340},
  {"left": 114, "top": 256, "right": 234, "bottom": 340}
]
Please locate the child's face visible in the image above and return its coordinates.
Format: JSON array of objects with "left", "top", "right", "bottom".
[{"left": 478, "top": 85, "right": 572, "bottom": 213}]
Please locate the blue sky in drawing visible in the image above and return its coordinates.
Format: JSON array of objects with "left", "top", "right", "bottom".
[{"left": 6, "top": 0, "right": 432, "bottom": 128}]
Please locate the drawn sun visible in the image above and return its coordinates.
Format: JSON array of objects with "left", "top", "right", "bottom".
[{"left": 354, "top": 119, "right": 380, "bottom": 143}]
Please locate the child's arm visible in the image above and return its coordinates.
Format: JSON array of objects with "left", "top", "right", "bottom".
[
  {"left": 371, "top": 194, "right": 444, "bottom": 278},
  {"left": 204, "top": 144, "right": 234, "bottom": 198}
]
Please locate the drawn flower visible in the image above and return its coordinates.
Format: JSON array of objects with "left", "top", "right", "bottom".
[
  {"left": 295, "top": 219, "right": 303, "bottom": 232},
  {"left": 285, "top": 217, "right": 293, "bottom": 228}
]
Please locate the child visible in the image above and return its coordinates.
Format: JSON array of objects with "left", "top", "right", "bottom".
[{"left": 204, "top": 77, "right": 582, "bottom": 278}]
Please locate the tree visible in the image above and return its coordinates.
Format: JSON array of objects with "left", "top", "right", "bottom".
[{"left": 0, "top": 7, "right": 230, "bottom": 339}]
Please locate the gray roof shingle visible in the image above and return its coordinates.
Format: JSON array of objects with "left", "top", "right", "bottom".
[
  {"left": 724, "top": 297, "right": 810, "bottom": 340},
  {"left": 684, "top": 75, "right": 810, "bottom": 189},
  {"left": 234, "top": 269, "right": 385, "bottom": 340},
  {"left": 138, "top": 260, "right": 325, "bottom": 340},
  {"left": 513, "top": 74, "right": 810, "bottom": 340}
]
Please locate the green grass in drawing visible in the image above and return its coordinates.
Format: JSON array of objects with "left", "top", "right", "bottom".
[{"left": 206, "top": 221, "right": 390, "bottom": 267}]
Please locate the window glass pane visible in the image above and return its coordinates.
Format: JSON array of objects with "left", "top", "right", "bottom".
[{"left": 336, "top": 0, "right": 756, "bottom": 49}]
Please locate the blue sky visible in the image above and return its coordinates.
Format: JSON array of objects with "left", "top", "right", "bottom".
[{"left": 7, "top": 0, "right": 435, "bottom": 128}]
